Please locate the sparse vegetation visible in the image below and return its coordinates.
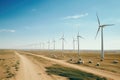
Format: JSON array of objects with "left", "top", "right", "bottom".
[
  {"left": 0, "top": 50, "right": 20, "bottom": 80},
  {"left": 46, "top": 64, "right": 107, "bottom": 80}
]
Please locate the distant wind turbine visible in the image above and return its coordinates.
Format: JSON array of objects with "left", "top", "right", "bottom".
[
  {"left": 39, "top": 42, "right": 41, "bottom": 50},
  {"left": 77, "top": 32, "right": 84, "bottom": 57},
  {"left": 47, "top": 41, "right": 50, "bottom": 50},
  {"left": 53, "top": 39, "right": 56, "bottom": 50},
  {"left": 95, "top": 13, "right": 114, "bottom": 61},
  {"left": 60, "top": 34, "right": 65, "bottom": 53},
  {"left": 42, "top": 42, "right": 45, "bottom": 50},
  {"left": 73, "top": 38, "right": 76, "bottom": 52}
]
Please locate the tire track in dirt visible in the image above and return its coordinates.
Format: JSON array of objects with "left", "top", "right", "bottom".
[{"left": 15, "top": 52, "right": 41, "bottom": 80}]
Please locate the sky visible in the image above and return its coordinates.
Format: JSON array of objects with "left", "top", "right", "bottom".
[{"left": 0, "top": 0, "right": 120, "bottom": 50}]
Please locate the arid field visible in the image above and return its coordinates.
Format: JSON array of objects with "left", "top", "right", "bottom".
[
  {"left": 25, "top": 50, "right": 120, "bottom": 74},
  {"left": 0, "top": 49, "right": 120, "bottom": 80},
  {"left": 0, "top": 50, "right": 20, "bottom": 80}
]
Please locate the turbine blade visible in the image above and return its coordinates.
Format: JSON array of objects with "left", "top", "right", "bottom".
[
  {"left": 53, "top": 40, "right": 55, "bottom": 42},
  {"left": 60, "top": 38, "right": 62, "bottom": 40},
  {"left": 95, "top": 27, "right": 100, "bottom": 39},
  {"left": 102, "top": 24, "right": 115, "bottom": 27},
  {"left": 60, "top": 34, "right": 64, "bottom": 40},
  {"left": 62, "top": 34, "right": 64, "bottom": 38},
  {"left": 79, "top": 36, "right": 84, "bottom": 39},
  {"left": 64, "top": 39, "right": 67, "bottom": 43},
  {"left": 48, "top": 41, "right": 50, "bottom": 43},
  {"left": 77, "top": 32, "right": 84, "bottom": 39},
  {"left": 96, "top": 13, "right": 100, "bottom": 26},
  {"left": 77, "top": 32, "right": 79, "bottom": 36}
]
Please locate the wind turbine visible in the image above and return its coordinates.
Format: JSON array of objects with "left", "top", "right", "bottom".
[
  {"left": 60, "top": 34, "right": 65, "bottom": 53},
  {"left": 42, "top": 42, "right": 45, "bottom": 50},
  {"left": 73, "top": 38, "right": 76, "bottom": 53},
  {"left": 47, "top": 41, "right": 50, "bottom": 50},
  {"left": 39, "top": 42, "right": 41, "bottom": 50},
  {"left": 53, "top": 39, "right": 56, "bottom": 50},
  {"left": 95, "top": 13, "right": 114, "bottom": 61},
  {"left": 77, "top": 32, "right": 84, "bottom": 57}
]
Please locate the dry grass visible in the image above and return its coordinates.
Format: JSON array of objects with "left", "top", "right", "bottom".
[
  {"left": 0, "top": 49, "right": 20, "bottom": 80},
  {"left": 24, "top": 50, "right": 120, "bottom": 74}
]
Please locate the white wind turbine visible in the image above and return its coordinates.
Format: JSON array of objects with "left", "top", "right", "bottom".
[
  {"left": 39, "top": 42, "right": 41, "bottom": 50},
  {"left": 47, "top": 41, "right": 50, "bottom": 50},
  {"left": 53, "top": 39, "right": 56, "bottom": 50},
  {"left": 77, "top": 32, "right": 84, "bottom": 57},
  {"left": 42, "top": 42, "right": 45, "bottom": 50},
  {"left": 60, "top": 34, "right": 65, "bottom": 53},
  {"left": 95, "top": 13, "right": 114, "bottom": 61},
  {"left": 73, "top": 37, "right": 76, "bottom": 52}
]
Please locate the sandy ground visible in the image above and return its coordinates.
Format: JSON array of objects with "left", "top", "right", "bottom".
[
  {"left": 0, "top": 50, "right": 20, "bottom": 80},
  {"left": 23, "top": 51, "right": 120, "bottom": 80},
  {"left": 15, "top": 52, "right": 68, "bottom": 80}
]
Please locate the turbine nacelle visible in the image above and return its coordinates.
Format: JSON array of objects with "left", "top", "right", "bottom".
[
  {"left": 77, "top": 35, "right": 84, "bottom": 39},
  {"left": 77, "top": 32, "right": 84, "bottom": 39},
  {"left": 47, "top": 41, "right": 50, "bottom": 44},
  {"left": 73, "top": 38, "right": 76, "bottom": 42},
  {"left": 53, "top": 40, "right": 56, "bottom": 43},
  {"left": 60, "top": 34, "right": 65, "bottom": 40}
]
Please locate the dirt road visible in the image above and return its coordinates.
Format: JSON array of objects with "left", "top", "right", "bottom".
[
  {"left": 15, "top": 52, "right": 68, "bottom": 80},
  {"left": 24, "top": 52, "right": 120, "bottom": 80},
  {"left": 15, "top": 52, "right": 41, "bottom": 80}
]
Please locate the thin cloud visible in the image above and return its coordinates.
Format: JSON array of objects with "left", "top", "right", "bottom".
[
  {"left": 63, "top": 13, "right": 88, "bottom": 20},
  {"left": 0, "top": 29, "right": 16, "bottom": 33}
]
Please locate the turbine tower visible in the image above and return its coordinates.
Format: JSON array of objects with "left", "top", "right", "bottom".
[
  {"left": 77, "top": 32, "right": 84, "bottom": 57},
  {"left": 39, "top": 42, "right": 41, "bottom": 50},
  {"left": 53, "top": 39, "right": 56, "bottom": 50},
  {"left": 60, "top": 34, "right": 65, "bottom": 53},
  {"left": 95, "top": 13, "right": 114, "bottom": 61},
  {"left": 47, "top": 41, "right": 50, "bottom": 50},
  {"left": 42, "top": 42, "right": 45, "bottom": 50},
  {"left": 73, "top": 38, "right": 76, "bottom": 52}
]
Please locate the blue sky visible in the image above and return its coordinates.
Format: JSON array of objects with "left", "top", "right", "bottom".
[{"left": 0, "top": 0, "right": 120, "bottom": 50}]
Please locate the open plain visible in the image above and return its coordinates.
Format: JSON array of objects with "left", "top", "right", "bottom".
[{"left": 0, "top": 49, "right": 120, "bottom": 80}]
